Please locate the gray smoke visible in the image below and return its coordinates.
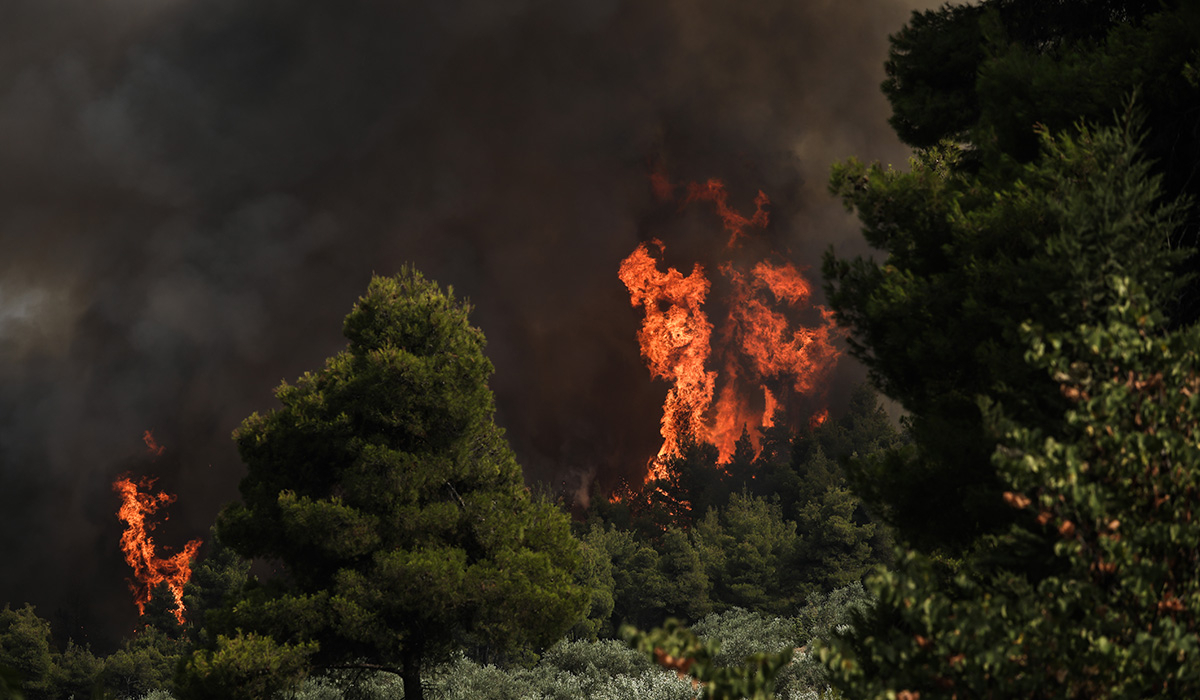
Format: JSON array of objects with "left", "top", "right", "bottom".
[{"left": 0, "top": 0, "right": 932, "bottom": 647}]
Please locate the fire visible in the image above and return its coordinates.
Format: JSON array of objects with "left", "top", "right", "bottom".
[
  {"left": 683, "top": 179, "right": 770, "bottom": 247},
  {"left": 618, "top": 241, "right": 715, "bottom": 479},
  {"left": 113, "top": 465, "right": 202, "bottom": 624},
  {"left": 621, "top": 174, "right": 843, "bottom": 481},
  {"left": 142, "top": 429, "right": 165, "bottom": 458}
]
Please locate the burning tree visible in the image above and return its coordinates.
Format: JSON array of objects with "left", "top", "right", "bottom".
[
  {"left": 187, "top": 269, "right": 587, "bottom": 700},
  {"left": 619, "top": 176, "right": 843, "bottom": 482},
  {"left": 112, "top": 475, "right": 203, "bottom": 625}
]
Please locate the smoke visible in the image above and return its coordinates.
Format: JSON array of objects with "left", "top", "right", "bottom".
[{"left": 0, "top": 0, "right": 932, "bottom": 647}]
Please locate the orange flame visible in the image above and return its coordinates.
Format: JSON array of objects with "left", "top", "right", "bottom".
[
  {"left": 142, "top": 430, "right": 165, "bottom": 458},
  {"left": 684, "top": 179, "right": 770, "bottom": 247},
  {"left": 621, "top": 176, "right": 843, "bottom": 480},
  {"left": 113, "top": 473, "right": 202, "bottom": 625},
  {"left": 619, "top": 240, "right": 716, "bottom": 479}
]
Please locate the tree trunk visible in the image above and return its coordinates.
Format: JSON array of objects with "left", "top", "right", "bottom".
[{"left": 402, "top": 643, "right": 424, "bottom": 700}]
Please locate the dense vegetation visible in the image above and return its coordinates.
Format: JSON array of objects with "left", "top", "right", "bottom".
[
  {"left": 4, "top": 1, "right": 1200, "bottom": 698},
  {"left": 819, "top": 0, "right": 1200, "bottom": 697}
]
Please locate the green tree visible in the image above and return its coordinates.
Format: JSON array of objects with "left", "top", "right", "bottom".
[
  {"left": 821, "top": 53, "right": 1200, "bottom": 692},
  {"left": 181, "top": 527, "right": 251, "bottom": 646},
  {"left": 882, "top": 0, "right": 1200, "bottom": 310},
  {"left": 54, "top": 640, "right": 101, "bottom": 700},
  {"left": 792, "top": 483, "right": 876, "bottom": 594},
  {"left": 177, "top": 632, "right": 315, "bottom": 700},
  {"left": 825, "top": 112, "right": 1188, "bottom": 549},
  {"left": 208, "top": 269, "right": 588, "bottom": 700},
  {"left": 587, "top": 525, "right": 671, "bottom": 631},
  {"left": 824, "top": 275, "right": 1200, "bottom": 697},
  {"left": 567, "top": 532, "right": 616, "bottom": 641},
  {"left": 0, "top": 605, "right": 56, "bottom": 700},
  {"left": 693, "top": 493, "right": 799, "bottom": 614},
  {"left": 103, "top": 625, "right": 188, "bottom": 698},
  {"left": 657, "top": 529, "right": 714, "bottom": 624}
]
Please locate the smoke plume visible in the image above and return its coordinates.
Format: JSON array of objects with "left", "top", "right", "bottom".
[{"left": 0, "top": 0, "right": 932, "bottom": 647}]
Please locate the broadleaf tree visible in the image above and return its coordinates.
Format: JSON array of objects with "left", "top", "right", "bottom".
[
  {"left": 823, "top": 276, "right": 1200, "bottom": 697},
  {"left": 204, "top": 269, "right": 588, "bottom": 700}
]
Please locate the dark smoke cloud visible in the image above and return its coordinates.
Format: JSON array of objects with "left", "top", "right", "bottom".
[{"left": 0, "top": 0, "right": 933, "bottom": 647}]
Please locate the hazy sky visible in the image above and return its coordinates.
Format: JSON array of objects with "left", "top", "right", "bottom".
[{"left": 0, "top": 0, "right": 936, "bottom": 647}]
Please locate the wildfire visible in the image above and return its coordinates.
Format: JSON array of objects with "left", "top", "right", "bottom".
[
  {"left": 113, "top": 434, "right": 201, "bottom": 624},
  {"left": 620, "top": 174, "right": 843, "bottom": 481}
]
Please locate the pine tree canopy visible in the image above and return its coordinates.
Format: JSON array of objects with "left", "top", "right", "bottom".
[{"left": 202, "top": 269, "right": 587, "bottom": 700}]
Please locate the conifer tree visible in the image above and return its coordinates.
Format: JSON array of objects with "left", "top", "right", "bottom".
[
  {"left": 826, "top": 111, "right": 1189, "bottom": 549},
  {"left": 198, "top": 269, "right": 587, "bottom": 700},
  {"left": 822, "top": 98, "right": 1197, "bottom": 699}
]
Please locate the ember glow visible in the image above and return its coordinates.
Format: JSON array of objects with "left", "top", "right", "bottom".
[
  {"left": 620, "top": 176, "right": 843, "bottom": 481},
  {"left": 113, "top": 471, "right": 202, "bottom": 625}
]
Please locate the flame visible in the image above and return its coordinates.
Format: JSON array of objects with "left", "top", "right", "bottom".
[
  {"left": 113, "top": 472, "right": 202, "bottom": 625},
  {"left": 683, "top": 179, "right": 770, "bottom": 247},
  {"left": 618, "top": 240, "right": 715, "bottom": 479},
  {"left": 621, "top": 175, "right": 843, "bottom": 481},
  {"left": 142, "top": 429, "right": 165, "bottom": 458}
]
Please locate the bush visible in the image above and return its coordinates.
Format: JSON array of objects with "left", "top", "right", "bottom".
[
  {"left": 683, "top": 586, "right": 871, "bottom": 700},
  {"left": 538, "top": 639, "right": 657, "bottom": 678},
  {"left": 432, "top": 642, "right": 696, "bottom": 700},
  {"left": 691, "top": 609, "right": 795, "bottom": 667}
]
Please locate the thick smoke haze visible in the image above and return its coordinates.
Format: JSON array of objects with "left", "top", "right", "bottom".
[{"left": 1, "top": 0, "right": 932, "bottom": 647}]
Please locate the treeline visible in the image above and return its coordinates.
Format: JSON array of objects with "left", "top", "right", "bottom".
[
  {"left": 0, "top": 388, "right": 898, "bottom": 700},
  {"left": 575, "top": 383, "right": 898, "bottom": 634},
  {"left": 0, "top": 586, "right": 876, "bottom": 700},
  {"left": 0, "top": 382, "right": 900, "bottom": 700}
]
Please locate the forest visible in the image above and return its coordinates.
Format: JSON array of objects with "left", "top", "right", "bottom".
[{"left": 3, "top": 0, "right": 1200, "bottom": 698}]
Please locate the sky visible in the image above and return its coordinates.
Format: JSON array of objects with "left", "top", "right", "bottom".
[{"left": 0, "top": 0, "right": 935, "bottom": 648}]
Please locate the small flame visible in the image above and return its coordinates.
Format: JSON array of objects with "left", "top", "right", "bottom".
[
  {"left": 621, "top": 175, "right": 843, "bottom": 481},
  {"left": 113, "top": 469, "right": 202, "bottom": 625},
  {"left": 683, "top": 179, "right": 770, "bottom": 247},
  {"left": 142, "top": 430, "right": 165, "bottom": 458}
]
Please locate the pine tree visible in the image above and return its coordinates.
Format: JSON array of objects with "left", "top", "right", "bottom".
[
  {"left": 825, "top": 111, "right": 1188, "bottom": 549},
  {"left": 197, "top": 269, "right": 587, "bottom": 700}
]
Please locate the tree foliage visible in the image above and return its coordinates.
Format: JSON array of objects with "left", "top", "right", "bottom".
[
  {"left": 826, "top": 111, "right": 1189, "bottom": 549},
  {"left": 0, "top": 604, "right": 108, "bottom": 700},
  {"left": 693, "top": 493, "right": 798, "bottom": 615},
  {"left": 585, "top": 383, "right": 895, "bottom": 629},
  {"left": 177, "top": 632, "right": 315, "bottom": 700},
  {"left": 882, "top": 0, "right": 1200, "bottom": 311},
  {"left": 0, "top": 605, "right": 57, "bottom": 700},
  {"left": 824, "top": 275, "right": 1200, "bottom": 697},
  {"left": 207, "top": 269, "right": 588, "bottom": 699},
  {"left": 822, "top": 6, "right": 1200, "bottom": 692},
  {"left": 623, "top": 618, "right": 793, "bottom": 700}
]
